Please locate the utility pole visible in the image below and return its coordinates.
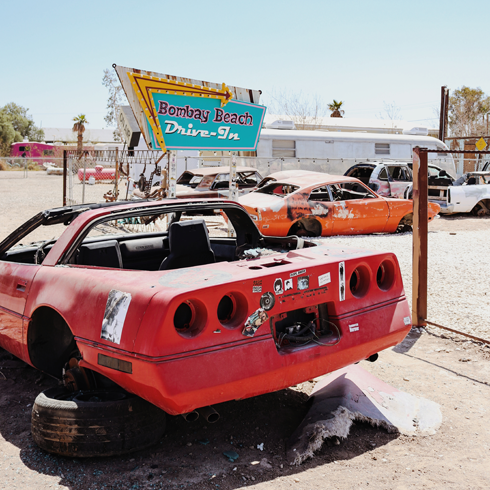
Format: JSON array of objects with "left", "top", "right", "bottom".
[{"left": 439, "top": 86, "right": 449, "bottom": 142}]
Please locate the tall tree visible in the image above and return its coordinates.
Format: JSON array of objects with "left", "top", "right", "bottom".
[
  {"left": 328, "top": 100, "right": 344, "bottom": 118},
  {"left": 102, "top": 68, "right": 127, "bottom": 141},
  {"left": 449, "top": 86, "right": 490, "bottom": 137},
  {"left": 72, "top": 114, "right": 88, "bottom": 155},
  {"left": 0, "top": 112, "right": 17, "bottom": 156},
  {"left": 263, "top": 89, "right": 329, "bottom": 129},
  {"left": 0, "top": 103, "right": 44, "bottom": 155}
]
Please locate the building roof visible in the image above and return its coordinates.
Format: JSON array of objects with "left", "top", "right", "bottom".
[
  {"left": 263, "top": 114, "right": 438, "bottom": 136},
  {"left": 42, "top": 128, "right": 118, "bottom": 144}
]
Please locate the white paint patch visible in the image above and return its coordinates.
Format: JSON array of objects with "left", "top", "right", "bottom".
[
  {"left": 269, "top": 200, "right": 285, "bottom": 213},
  {"left": 335, "top": 205, "right": 355, "bottom": 220},
  {"left": 312, "top": 204, "right": 327, "bottom": 216},
  {"left": 318, "top": 272, "right": 331, "bottom": 287},
  {"left": 339, "top": 262, "right": 345, "bottom": 301},
  {"left": 101, "top": 289, "right": 132, "bottom": 344},
  {"left": 349, "top": 323, "right": 359, "bottom": 332}
]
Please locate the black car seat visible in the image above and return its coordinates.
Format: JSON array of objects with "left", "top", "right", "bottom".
[{"left": 159, "top": 220, "right": 215, "bottom": 271}]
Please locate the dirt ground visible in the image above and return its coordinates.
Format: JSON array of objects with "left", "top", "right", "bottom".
[{"left": 1, "top": 172, "right": 489, "bottom": 489}]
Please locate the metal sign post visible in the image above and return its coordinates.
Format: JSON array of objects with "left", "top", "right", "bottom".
[
  {"left": 168, "top": 151, "right": 177, "bottom": 198},
  {"left": 228, "top": 152, "right": 238, "bottom": 237}
]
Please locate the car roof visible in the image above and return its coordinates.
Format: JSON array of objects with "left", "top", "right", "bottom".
[
  {"left": 266, "top": 171, "right": 361, "bottom": 188},
  {"left": 182, "top": 166, "right": 258, "bottom": 176}
]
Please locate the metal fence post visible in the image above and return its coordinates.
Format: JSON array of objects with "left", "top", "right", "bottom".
[
  {"left": 63, "top": 150, "right": 67, "bottom": 206},
  {"left": 115, "top": 147, "right": 119, "bottom": 200},
  {"left": 168, "top": 151, "right": 177, "bottom": 198},
  {"left": 412, "top": 147, "right": 428, "bottom": 327},
  {"left": 81, "top": 157, "right": 87, "bottom": 204}
]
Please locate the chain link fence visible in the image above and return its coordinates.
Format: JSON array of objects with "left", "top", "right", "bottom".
[{"left": 63, "top": 149, "right": 460, "bottom": 205}]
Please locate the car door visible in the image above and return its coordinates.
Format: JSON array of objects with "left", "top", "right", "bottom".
[
  {"left": 329, "top": 182, "right": 390, "bottom": 235},
  {"left": 372, "top": 166, "right": 391, "bottom": 196},
  {"left": 387, "top": 166, "right": 411, "bottom": 198},
  {"left": 0, "top": 260, "right": 40, "bottom": 361},
  {"left": 307, "top": 185, "right": 334, "bottom": 235}
]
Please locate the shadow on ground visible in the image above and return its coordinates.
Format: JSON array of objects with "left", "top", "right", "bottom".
[{"left": 0, "top": 347, "right": 400, "bottom": 489}]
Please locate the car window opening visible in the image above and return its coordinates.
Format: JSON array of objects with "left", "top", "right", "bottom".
[
  {"left": 0, "top": 205, "right": 311, "bottom": 270},
  {"left": 256, "top": 183, "right": 299, "bottom": 197}
]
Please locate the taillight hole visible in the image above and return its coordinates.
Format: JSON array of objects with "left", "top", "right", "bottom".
[
  {"left": 173, "top": 299, "right": 206, "bottom": 338},
  {"left": 217, "top": 291, "right": 248, "bottom": 329},
  {"left": 218, "top": 295, "right": 235, "bottom": 323},
  {"left": 349, "top": 265, "right": 370, "bottom": 298},
  {"left": 377, "top": 260, "right": 395, "bottom": 291}
]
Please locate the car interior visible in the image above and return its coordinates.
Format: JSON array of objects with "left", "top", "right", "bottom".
[{"left": 1, "top": 205, "right": 309, "bottom": 271}]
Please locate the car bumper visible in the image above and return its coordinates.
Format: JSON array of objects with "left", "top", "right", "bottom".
[{"left": 77, "top": 297, "right": 411, "bottom": 415}]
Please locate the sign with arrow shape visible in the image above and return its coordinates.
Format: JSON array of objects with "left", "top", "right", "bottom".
[{"left": 115, "top": 65, "right": 266, "bottom": 152}]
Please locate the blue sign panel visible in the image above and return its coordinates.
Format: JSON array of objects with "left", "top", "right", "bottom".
[{"left": 147, "top": 93, "right": 266, "bottom": 151}]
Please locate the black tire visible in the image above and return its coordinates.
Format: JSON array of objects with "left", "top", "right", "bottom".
[
  {"left": 396, "top": 214, "right": 413, "bottom": 233},
  {"left": 31, "top": 387, "right": 166, "bottom": 457}
]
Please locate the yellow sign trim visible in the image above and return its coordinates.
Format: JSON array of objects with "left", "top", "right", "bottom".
[{"left": 127, "top": 72, "right": 233, "bottom": 151}]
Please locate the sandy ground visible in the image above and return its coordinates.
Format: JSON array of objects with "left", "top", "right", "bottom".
[{"left": 0, "top": 172, "right": 489, "bottom": 489}]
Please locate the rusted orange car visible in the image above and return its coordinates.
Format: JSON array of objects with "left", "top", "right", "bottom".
[{"left": 239, "top": 171, "right": 440, "bottom": 236}]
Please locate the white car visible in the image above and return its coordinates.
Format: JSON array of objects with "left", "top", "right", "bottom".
[{"left": 438, "top": 172, "right": 490, "bottom": 216}]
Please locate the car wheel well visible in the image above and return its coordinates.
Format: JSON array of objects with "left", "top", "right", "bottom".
[
  {"left": 288, "top": 218, "right": 322, "bottom": 237},
  {"left": 471, "top": 199, "right": 490, "bottom": 216},
  {"left": 27, "top": 307, "right": 77, "bottom": 378},
  {"left": 396, "top": 214, "right": 413, "bottom": 233}
]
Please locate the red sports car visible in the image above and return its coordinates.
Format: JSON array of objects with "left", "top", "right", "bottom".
[{"left": 0, "top": 199, "right": 411, "bottom": 456}]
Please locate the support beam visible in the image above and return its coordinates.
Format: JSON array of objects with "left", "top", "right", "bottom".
[{"left": 412, "top": 147, "right": 428, "bottom": 326}]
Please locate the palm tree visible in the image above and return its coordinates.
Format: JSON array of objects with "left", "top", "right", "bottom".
[
  {"left": 328, "top": 100, "right": 345, "bottom": 118},
  {"left": 72, "top": 114, "right": 89, "bottom": 156}
]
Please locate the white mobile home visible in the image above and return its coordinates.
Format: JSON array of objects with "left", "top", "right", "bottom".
[{"left": 256, "top": 128, "right": 456, "bottom": 177}]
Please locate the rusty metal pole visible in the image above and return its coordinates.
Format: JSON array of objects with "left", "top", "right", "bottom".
[
  {"left": 412, "top": 147, "right": 428, "bottom": 327},
  {"left": 443, "top": 88, "right": 449, "bottom": 142},
  {"left": 63, "top": 150, "right": 67, "bottom": 206},
  {"left": 439, "top": 86, "right": 446, "bottom": 142},
  {"left": 115, "top": 147, "right": 119, "bottom": 200}
]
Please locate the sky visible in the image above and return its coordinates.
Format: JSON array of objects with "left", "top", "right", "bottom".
[{"left": 1, "top": 0, "right": 488, "bottom": 132}]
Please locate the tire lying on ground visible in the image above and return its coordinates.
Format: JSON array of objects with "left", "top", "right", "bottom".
[{"left": 31, "top": 387, "right": 166, "bottom": 457}]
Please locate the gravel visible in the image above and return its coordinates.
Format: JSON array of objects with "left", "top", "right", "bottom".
[{"left": 316, "top": 226, "right": 490, "bottom": 341}]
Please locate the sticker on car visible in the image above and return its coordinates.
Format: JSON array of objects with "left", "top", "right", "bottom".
[
  {"left": 242, "top": 308, "right": 269, "bottom": 337},
  {"left": 101, "top": 290, "right": 132, "bottom": 344},
  {"left": 318, "top": 272, "right": 331, "bottom": 287},
  {"left": 339, "top": 262, "right": 345, "bottom": 301}
]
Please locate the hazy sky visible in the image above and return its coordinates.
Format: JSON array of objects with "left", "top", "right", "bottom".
[{"left": 1, "top": 0, "right": 487, "bottom": 130}]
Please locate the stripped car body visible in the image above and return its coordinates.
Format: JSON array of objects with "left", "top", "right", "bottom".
[
  {"left": 0, "top": 199, "right": 411, "bottom": 415},
  {"left": 344, "top": 161, "right": 413, "bottom": 199},
  {"left": 239, "top": 171, "right": 440, "bottom": 237},
  {"left": 437, "top": 171, "right": 490, "bottom": 215},
  {"left": 132, "top": 166, "right": 262, "bottom": 199}
]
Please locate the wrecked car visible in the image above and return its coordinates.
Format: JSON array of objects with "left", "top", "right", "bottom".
[
  {"left": 132, "top": 165, "right": 262, "bottom": 199},
  {"left": 344, "top": 161, "right": 413, "bottom": 199},
  {"left": 239, "top": 170, "right": 440, "bottom": 237},
  {"left": 436, "top": 171, "right": 490, "bottom": 215},
  {"left": 0, "top": 199, "right": 412, "bottom": 456}
]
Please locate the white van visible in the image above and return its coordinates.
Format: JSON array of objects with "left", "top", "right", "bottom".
[{"left": 256, "top": 128, "right": 456, "bottom": 177}]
